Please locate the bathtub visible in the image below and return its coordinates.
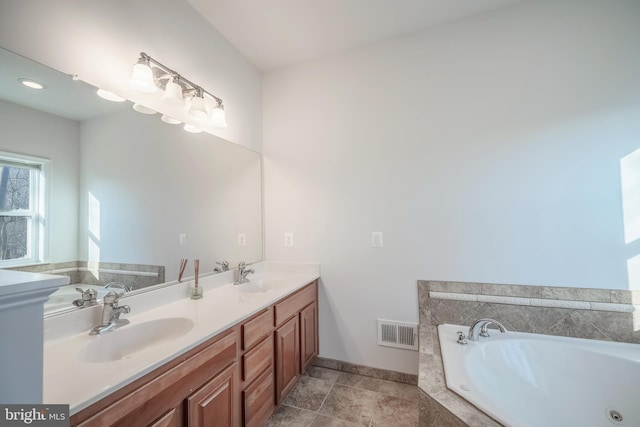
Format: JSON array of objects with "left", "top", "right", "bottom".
[{"left": 437, "top": 324, "right": 640, "bottom": 427}]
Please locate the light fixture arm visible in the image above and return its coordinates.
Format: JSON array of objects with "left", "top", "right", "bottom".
[{"left": 139, "top": 52, "right": 223, "bottom": 105}]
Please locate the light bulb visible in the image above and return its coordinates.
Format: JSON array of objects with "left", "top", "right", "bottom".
[
  {"left": 184, "top": 124, "right": 202, "bottom": 133},
  {"left": 188, "top": 94, "right": 207, "bottom": 120},
  {"left": 163, "top": 79, "right": 183, "bottom": 106},
  {"left": 161, "top": 115, "right": 181, "bottom": 124},
  {"left": 132, "top": 103, "right": 157, "bottom": 115},
  {"left": 129, "top": 57, "right": 156, "bottom": 93},
  {"left": 211, "top": 104, "right": 228, "bottom": 128},
  {"left": 96, "top": 89, "right": 125, "bottom": 102}
]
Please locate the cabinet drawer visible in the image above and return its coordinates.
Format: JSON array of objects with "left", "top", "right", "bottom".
[
  {"left": 275, "top": 281, "right": 317, "bottom": 326},
  {"left": 243, "top": 367, "right": 275, "bottom": 427},
  {"left": 243, "top": 335, "right": 273, "bottom": 384},
  {"left": 243, "top": 307, "right": 274, "bottom": 350}
]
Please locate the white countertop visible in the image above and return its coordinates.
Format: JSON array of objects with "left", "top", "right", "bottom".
[
  {"left": 0, "top": 269, "right": 69, "bottom": 298},
  {"left": 43, "top": 261, "right": 319, "bottom": 414}
]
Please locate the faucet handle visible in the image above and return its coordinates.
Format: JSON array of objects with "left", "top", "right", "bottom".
[
  {"left": 456, "top": 331, "right": 468, "bottom": 345},
  {"left": 103, "top": 291, "right": 122, "bottom": 304},
  {"left": 73, "top": 287, "right": 98, "bottom": 307}
]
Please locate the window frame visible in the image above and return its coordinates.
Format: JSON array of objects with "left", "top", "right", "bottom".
[{"left": 0, "top": 151, "right": 49, "bottom": 267}]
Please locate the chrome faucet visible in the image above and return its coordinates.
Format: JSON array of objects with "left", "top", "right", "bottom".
[
  {"left": 89, "top": 291, "right": 131, "bottom": 335},
  {"left": 468, "top": 318, "right": 508, "bottom": 342},
  {"left": 73, "top": 287, "right": 98, "bottom": 307},
  {"left": 234, "top": 261, "right": 254, "bottom": 285},
  {"left": 213, "top": 261, "right": 230, "bottom": 273},
  {"left": 105, "top": 282, "right": 133, "bottom": 293}
]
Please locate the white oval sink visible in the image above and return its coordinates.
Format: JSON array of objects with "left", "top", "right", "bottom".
[
  {"left": 235, "top": 277, "right": 286, "bottom": 293},
  {"left": 77, "top": 317, "right": 195, "bottom": 363}
]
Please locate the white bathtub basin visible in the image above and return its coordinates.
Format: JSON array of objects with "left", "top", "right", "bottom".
[{"left": 438, "top": 323, "right": 640, "bottom": 427}]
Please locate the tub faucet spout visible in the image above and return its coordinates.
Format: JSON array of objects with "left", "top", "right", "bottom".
[{"left": 468, "top": 318, "right": 508, "bottom": 342}]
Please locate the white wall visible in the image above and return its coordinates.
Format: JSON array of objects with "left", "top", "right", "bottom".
[
  {"left": 263, "top": 0, "right": 640, "bottom": 374},
  {"left": 0, "top": 0, "right": 262, "bottom": 152},
  {"left": 79, "top": 109, "right": 262, "bottom": 280},
  {"left": 0, "top": 100, "right": 80, "bottom": 263}
]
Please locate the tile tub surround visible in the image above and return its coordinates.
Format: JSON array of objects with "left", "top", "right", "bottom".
[
  {"left": 9, "top": 261, "right": 165, "bottom": 290},
  {"left": 420, "top": 281, "right": 640, "bottom": 344},
  {"left": 417, "top": 280, "right": 640, "bottom": 426}
]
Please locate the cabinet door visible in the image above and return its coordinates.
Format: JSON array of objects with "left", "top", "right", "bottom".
[
  {"left": 187, "top": 364, "right": 239, "bottom": 427},
  {"left": 300, "top": 302, "right": 318, "bottom": 372},
  {"left": 243, "top": 367, "right": 275, "bottom": 427},
  {"left": 275, "top": 315, "right": 300, "bottom": 403},
  {"left": 148, "top": 407, "right": 183, "bottom": 427}
]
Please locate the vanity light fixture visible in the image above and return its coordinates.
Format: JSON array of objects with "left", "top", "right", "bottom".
[
  {"left": 129, "top": 54, "right": 156, "bottom": 93},
  {"left": 161, "top": 115, "right": 181, "bottom": 125},
  {"left": 132, "top": 103, "right": 157, "bottom": 115},
  {"left": 128, "top": 52, "right": 228, "bottom": 128},
  {"left": 183, "top": 124, "right": 202, "bottom": 133},
  {"left": 18, "top": 78, "right": 45, "bottom": 90},
  {"left": 96, "top": 88, "right": 125, "bottom": 102}
]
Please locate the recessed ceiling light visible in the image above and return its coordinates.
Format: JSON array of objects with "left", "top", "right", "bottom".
[{"left": 18, "top": 78, "right": 45, "bottom": 90}]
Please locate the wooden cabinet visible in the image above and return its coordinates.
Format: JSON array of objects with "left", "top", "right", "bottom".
[
  {"left": 148, "top": 407, "right": 183, "bottom": 427},
  {"left": 275, "top": 315, "right": 300, "bottom": 403},
  {"left": 242, "top": 367, "right": 275, "bottom": 427},
  {"left": 71, "top": 330, "right": 239, "bottom": 427},
  {"left": 300, "top": 302, "right": 318, "bottom": 372},
  {"left": 187, "top": 364, "right": 239, "bottom": 427},
  {"left": 70, "top": 280, "right": 318, "bottom": 427},
  {"left": 274, "top": 281, "right": 318, "bottom": 403}
]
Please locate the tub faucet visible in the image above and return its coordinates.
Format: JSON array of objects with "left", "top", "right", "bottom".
[
  {"left": 213, "top": 261, "right": 230, "bottom": 273},
  {"left": 468, "top": 318, "right": 508, "bottom": 342},
  {"left": 89, "top": 291, "right": 131, "bottom": 335},
  {"left": 105, "top": 282, "right": 132, "bottom": 293},
  {"left": 73, "top": 287, "right": 98, "bottom": 307},
  {"left": 234, "top": 261, "right": 254, "bottom": 285}
]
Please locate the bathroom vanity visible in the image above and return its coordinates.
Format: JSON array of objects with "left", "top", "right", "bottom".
[{"left": 42, "top": 263, "right": 319, "bottom": 427}]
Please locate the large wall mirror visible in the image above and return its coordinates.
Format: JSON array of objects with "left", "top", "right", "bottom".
[{"left": 0, "top": 47, "right": 262, "bottom": 315}]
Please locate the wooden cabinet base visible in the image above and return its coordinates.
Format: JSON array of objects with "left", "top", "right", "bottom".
[
  {"left": 188, "top": 364, "right": 239, "bottom": 427},
  {"left": 243, "top": 367, "right": 275, "bottom": 427}
]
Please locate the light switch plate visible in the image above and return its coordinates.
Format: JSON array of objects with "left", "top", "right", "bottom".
[
  {"left": 179, "top": 233, "right": 187, "bottom": 245},
  {"left": 238, "top": 233, "right": 246, "bottom": 246}
]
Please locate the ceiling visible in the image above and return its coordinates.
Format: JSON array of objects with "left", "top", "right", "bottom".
[
  {"left": 186, "top": 0, "right": 524, "bottom": 71},
  {"left": 0, "top": 48, "right": 126, "bottom": 122}
]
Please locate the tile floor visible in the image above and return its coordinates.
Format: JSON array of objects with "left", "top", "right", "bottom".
[{"left": 264, "top": 366, "right": 419, "bottom": 426}]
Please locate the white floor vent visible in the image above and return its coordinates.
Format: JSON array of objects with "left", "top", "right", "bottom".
[{"left": 377, "top": 319, "right": 418, "bottom": 351}]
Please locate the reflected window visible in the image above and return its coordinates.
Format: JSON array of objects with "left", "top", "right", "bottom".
[{"left": 0, "top": 153, "right": 47, "bottom": 266}]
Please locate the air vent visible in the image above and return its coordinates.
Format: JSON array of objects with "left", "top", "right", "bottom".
[{"left": 377, "top": 319, "right": 418, "bottom": 351}]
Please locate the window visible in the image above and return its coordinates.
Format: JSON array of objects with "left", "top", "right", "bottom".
[{"left": 0, "top": 153, "right": 47, "bottom": 266}]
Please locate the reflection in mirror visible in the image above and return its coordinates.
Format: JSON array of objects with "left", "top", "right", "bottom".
[{"left": 0, "top": 47, "right": 262, "bottom": 316}]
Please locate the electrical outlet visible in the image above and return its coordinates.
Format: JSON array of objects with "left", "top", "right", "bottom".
[
  {"left": 284, "top": 232, "right": 294, "bottom": 247},
  {"left": 371, "top": 231, "right": 383, "bottom": 248},
  {"left": 179, "top": 233, "right": 187, "bottom": 245},
  {"left": 238, "top": 233, "right": 246, "bottom": 246}
]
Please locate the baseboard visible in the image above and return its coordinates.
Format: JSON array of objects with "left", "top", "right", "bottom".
[{"left": 311, "top": 356, "right": 418, "bottom": 385}]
